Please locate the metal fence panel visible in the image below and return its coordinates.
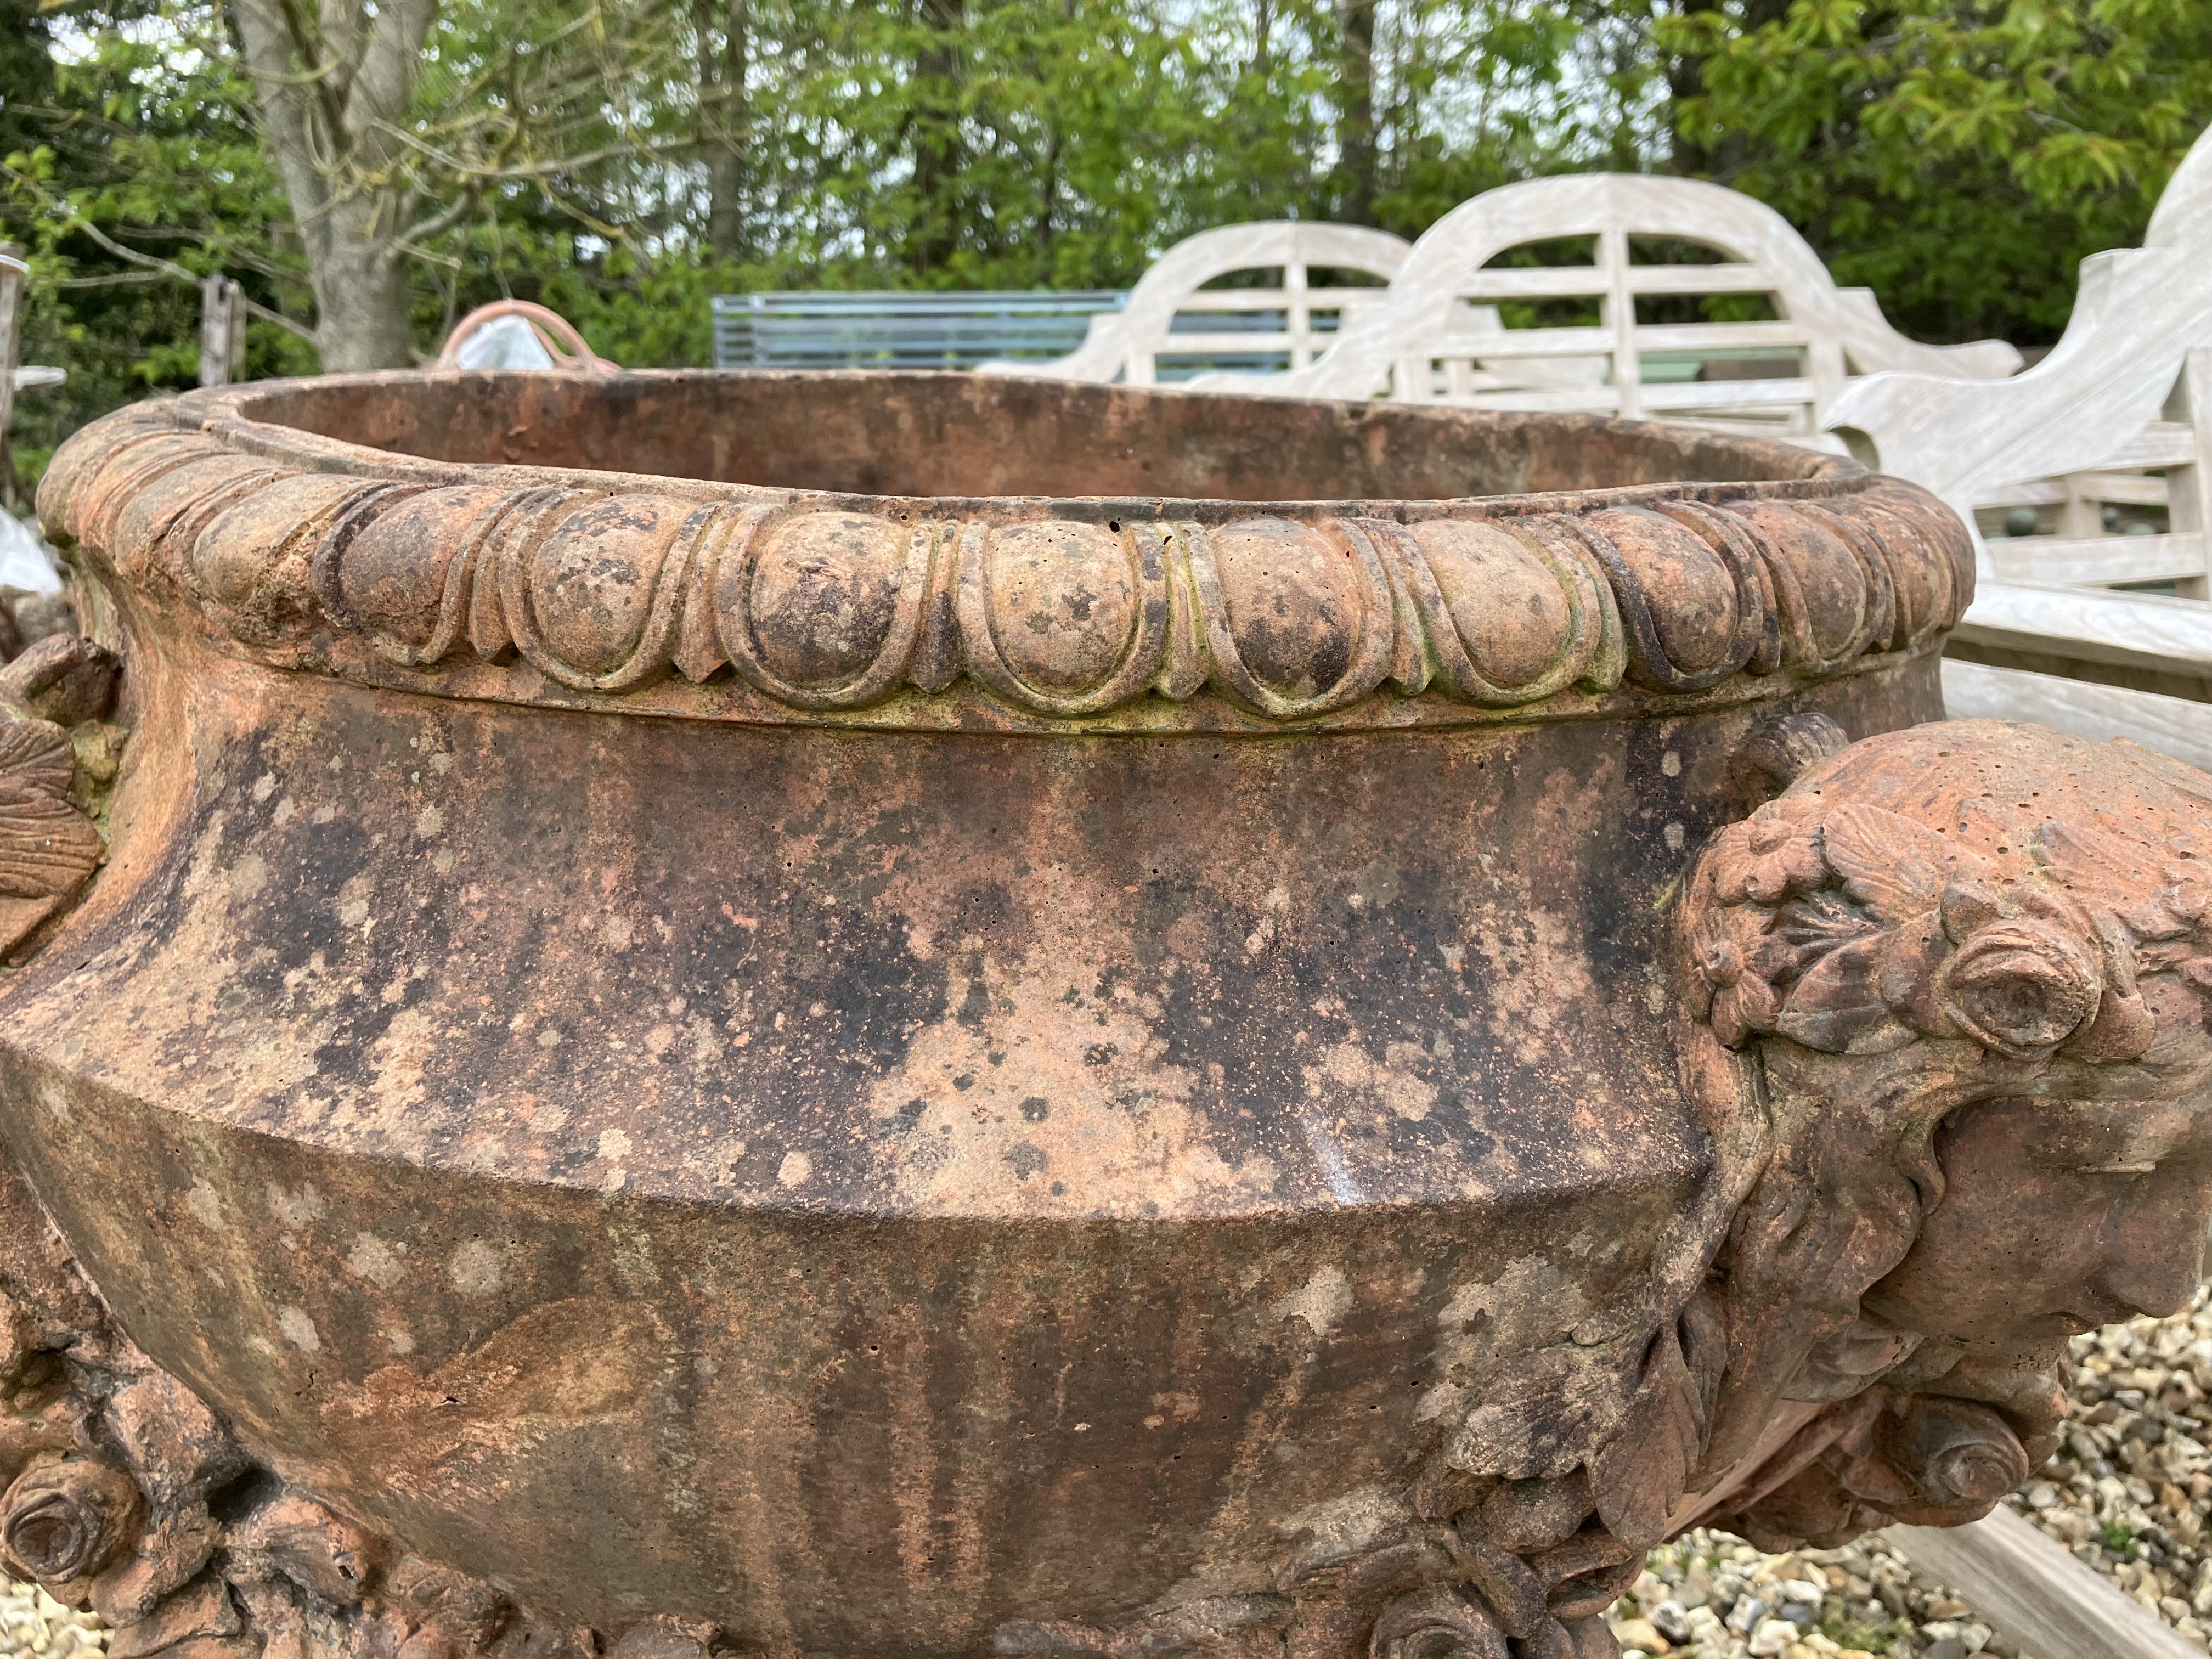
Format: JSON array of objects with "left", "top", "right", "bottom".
[{"left": 711, "top": 290, "right": 1128, "bottom": 370}]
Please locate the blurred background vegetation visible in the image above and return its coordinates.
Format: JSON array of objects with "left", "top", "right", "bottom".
[{"left": 3, "top": 0, "right": 2209, "bottom": 484}]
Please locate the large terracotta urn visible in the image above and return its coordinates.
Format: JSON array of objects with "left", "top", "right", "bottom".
[{"left": 2, "top": 370, "right": 2209, "bottom": 1659}]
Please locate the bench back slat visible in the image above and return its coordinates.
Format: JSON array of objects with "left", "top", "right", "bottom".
[
  {"left": 1192, "top": 177, "right": 2019, "bottom": 444},
  {"left": 981, "top": 223, "right": 1411, "bottom": 385}
]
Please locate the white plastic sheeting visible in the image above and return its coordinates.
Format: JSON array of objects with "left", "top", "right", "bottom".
[
  {"left": 449, "top": 314, "right": 557, "bottom": 371},
  {"left": 0, "top": 513, "right": 63, "bottom": 594}
]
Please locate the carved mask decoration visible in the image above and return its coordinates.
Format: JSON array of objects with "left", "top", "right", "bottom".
[{"left": 1678, "top": 719, "right": 2212, "bottom": 1547}]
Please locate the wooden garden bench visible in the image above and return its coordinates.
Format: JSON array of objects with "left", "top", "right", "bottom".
[
  {"left": 1195, "top": 174, "right": 2019, "bottom": 444},
  {"left": 1821, "top": 123, "right": 2212, "bottom": 767},
  {"left": 980, "top": 222, "right": 1411, "bottom": 385}
]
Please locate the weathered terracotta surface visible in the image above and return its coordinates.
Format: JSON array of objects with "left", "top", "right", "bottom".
[
  {"left": 0, "top": 370, "right": 2205, "bottom": 1659},
  {"left": 38, "top": 372, "right": 1967, "bottom": 732}
]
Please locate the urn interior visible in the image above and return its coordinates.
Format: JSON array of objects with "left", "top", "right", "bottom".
[{"left": 230, "top": 369, "right": 1847, "bottom": 500}]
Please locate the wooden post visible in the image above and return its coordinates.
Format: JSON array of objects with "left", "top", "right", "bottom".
[
  {"left": 199, "top": 274, "right": 247, "bottom": 387},
  {"left": 2056, "top": 469, "right": 2106, "bottom": 541},
  {"left": 1803, "top": 337, "right": 1849, "bottom": 440},
  {"left": 1600, "top": 219, "right": 1640, "bottom": 421},
  {"left": 227, "top": 279, "right": 247, "bottom": 383},
  {"left": 2170, "top": 346, "right": 2212, "bottom": 601},
  {"left": 1, "top": 247, "right": 25, "bottom": 517},
  {"left": 1284, "top": 251, "right": 1311, "bottom": 374},
  {"left": 1888, "top": 1504, "right": 2203, "bottom": 1659}
]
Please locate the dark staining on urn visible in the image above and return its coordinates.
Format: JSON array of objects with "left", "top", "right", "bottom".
[
  {"left": 957, "top": 973, "right": 994, "bottom": 1031},
  {"left": 1023, "top": 580, "right": 1101, "bottom": 635}
]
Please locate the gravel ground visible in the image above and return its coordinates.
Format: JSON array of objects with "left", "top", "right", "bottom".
[
  {"left": 9, "top": 1294, "right": 2212, "bottom": 1657},
  {"left": 1999, "top": 1286, "right": 2212, "bottom": 1644},
  {"left": 1606, "top": 1286, "right": 2212, "bottom": 1657},
  {"left": 1608, "top": 1528, "right": 2002, "bottom": 1659},
  {"left": 0, "top": 1584, "right": 104, "bottom": 1659}
]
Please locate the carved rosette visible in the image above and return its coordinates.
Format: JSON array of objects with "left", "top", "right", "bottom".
[{"left": 38, "top": 400, "right": 1971, "bottom": 733}]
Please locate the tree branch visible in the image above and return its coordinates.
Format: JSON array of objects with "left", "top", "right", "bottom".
[
  {"left": 275, "top": 0, "right": 351, "bottom": 149},
  {"left": 345, "top": 0, "right": 437, "bottom": 148},
  {"left": 393, "top": 186, "right": 484, "bottom": 255},
  {"left": 317, "top": 0, "right": 368, "bottom": 112},
  {"left": 231, "top": 0, "right": 341, "bottom": 246},
  {"left": 53, "top": 271, "right": 172, "bottom": 290},
  {"left": 2, "top": 174, "right": 319, "bottom": 345}
]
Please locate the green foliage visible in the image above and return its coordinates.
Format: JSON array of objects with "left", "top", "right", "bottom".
[
  {"left": 740, "top": 0, "right": 1228, "bottom": 288},
  {"left": 1813, "top": 1600, "right": 1906, "bottom": 1653},
  {"left": 2, "top": 4, "right": 312, "bottom": 475},
  {"left": 1658, "top": 0, "right": 2212, "bottom": 343},
  {"left": 3, "top": 0, "right": 2210, "bottom": 467}
]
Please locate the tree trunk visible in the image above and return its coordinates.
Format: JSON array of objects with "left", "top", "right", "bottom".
[
  {"left": 1035, "top": 128, "right": 1062, "bottom": 270},
  {"left": 698, "top": 0, "right": 751, "bottom": 262},
  {"left": 306, "top": 206, "right": 417, "bottom": 374},
  {"left": 1664, "top": 0, "right": 1791, "bottom": 179},
  {"left": 909, "top": 0, "right": 967, "bottom": 278},
  {"left": 0, "top": 0, "right": 54, "bottom": 162},
  {"left": 1333, "top": 0, "right": 1378, "bottom": 224},
  {"left": 229, "top": 0, "right": 436, "bottom": 371}
]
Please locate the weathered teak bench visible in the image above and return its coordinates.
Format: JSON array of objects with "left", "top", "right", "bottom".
[
  {"left": 710, "top": 289, "right": 1127, "bottom": 372},
  {"left": 979, "top": 222, "right": 1411, "bottom": 385},
  {"left": 1195, "top": 174, "right": 2020, "bottom": 445},
  {"left": 1824, "top": 122, "right": 2212, "bottom": 769}
]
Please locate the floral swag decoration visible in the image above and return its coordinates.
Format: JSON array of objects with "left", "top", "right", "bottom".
[{"left": 1686, "top": 780, "right": 2212, "bottom": 1064}]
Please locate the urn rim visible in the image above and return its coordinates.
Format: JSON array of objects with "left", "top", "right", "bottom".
[{"left": 37, "top": 369, "right": 1974, "bottom": 735}]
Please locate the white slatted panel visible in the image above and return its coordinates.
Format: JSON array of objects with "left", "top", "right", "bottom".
[
  {"left": 980, "top": 224, "right": 1412, "bottom": 386},
  {"left": 1194, "top": 174, "right": 2019, "bottom": 444}
]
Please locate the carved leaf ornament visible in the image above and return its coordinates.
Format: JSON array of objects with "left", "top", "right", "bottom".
[
  {"left": 0, "top": 631, "right": 120, "bottom": 958},
  {"left": 1688, "top": 781, "right": 2208, "bottom": 1064},
  {"left": 0, "top": 720, "right": 100, "bottom": 901}
]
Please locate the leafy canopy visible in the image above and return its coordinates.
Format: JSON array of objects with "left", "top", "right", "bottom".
[{"left": 1, "top": 0, "right": 2207, "bottom": 480}]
